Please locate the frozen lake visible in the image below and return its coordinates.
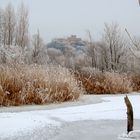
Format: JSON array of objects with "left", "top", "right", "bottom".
[{"left": 0, "top": 93, "right": 140, "bottom": 140}]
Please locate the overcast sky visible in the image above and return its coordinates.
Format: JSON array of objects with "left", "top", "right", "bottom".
[{"left": 0, "top": 0, "right": 139, "bottom": 42}]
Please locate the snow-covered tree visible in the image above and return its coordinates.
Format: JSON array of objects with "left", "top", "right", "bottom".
[
  {"left": 3, "top": 3, "right": 16, "bottom": 46},
  {"left": 15, "top": 3, "right": 29, "bottom": 49},
  {"left": 31, "top": 29, "right": 47, "bottom": 64},
  {"left": 0, "top": 8, "right": 4, "bottom": 45},
  {"left": 47, "top": 47, "right": 63, "bottom": 65},
  {"left": 102, "top": 23, "right": 127, "bottom": 71},
  {"left": 86, "top": 30, "right": 98, "bottom": 68}
]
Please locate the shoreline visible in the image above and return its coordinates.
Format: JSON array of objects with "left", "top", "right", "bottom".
[{"left": 0, "top": 92, "right": 139, "bottom": 113}]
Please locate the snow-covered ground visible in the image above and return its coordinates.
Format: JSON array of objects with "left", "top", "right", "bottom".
[{"left": 0, "top": 94, "right": 140, "bottom": 140}]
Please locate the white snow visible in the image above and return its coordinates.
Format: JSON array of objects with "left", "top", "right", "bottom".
[
  {"left": 0, "top": 94, "right": 140, "bottom": 139},
  {"left": 119, "top": 130, "right": 140, "bottom": 140},
  {"left": 46, "top": 95, "right": 140, "bottom": 121}
]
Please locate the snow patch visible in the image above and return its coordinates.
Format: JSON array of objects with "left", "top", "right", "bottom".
[{"left": 0, "top": 94, "right": 140, "bottom": 138}]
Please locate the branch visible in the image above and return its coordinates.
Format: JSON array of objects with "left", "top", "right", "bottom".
[
  {"left": 125, "top": 29, "right": 140, "bottom": 59},
  {"left": 125, "top": 29, "right": 139, "bottom": 49}
]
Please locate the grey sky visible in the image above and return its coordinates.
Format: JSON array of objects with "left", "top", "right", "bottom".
[{"left": 0, "top": 0, "right": 139, "bottom": 42}]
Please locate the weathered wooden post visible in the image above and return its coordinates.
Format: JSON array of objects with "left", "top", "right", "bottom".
[{"left": 124, "top": 95, "right": 134, "bottom": 134}]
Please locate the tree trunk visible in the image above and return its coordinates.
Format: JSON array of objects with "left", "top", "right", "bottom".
[{"left": 124, "top": 95, "right": 134, "bottom": 134}]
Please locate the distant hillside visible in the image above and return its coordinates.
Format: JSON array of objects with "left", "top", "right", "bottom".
[{"left": 47, "top": 35, "right": 87, "bottom": 52}]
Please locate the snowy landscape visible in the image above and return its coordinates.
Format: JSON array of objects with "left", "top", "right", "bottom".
[
  {"left": 0, "top": 94, "right": 140, "bottom": 140},
  {"left": 0, "top": 0, "right": 140, "bottom": 140}
]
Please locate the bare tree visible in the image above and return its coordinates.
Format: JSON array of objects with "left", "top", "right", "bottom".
[
  {"left": 0, "top": 8, "right": 4, "bottom": 45},
  {"left": 103, "top": 23, "right": 127, "bottom": 71},
  {"left": 47, "top": 47, "right": 64, "bottom": 65},
  {"left": 97, "top": 42, "right": 110, "bottom": 72},
  {"left": 15, "top": 3, "right": 29, "bottom": 49},
  {"left": 125, "top": 29, "right": 140, "bottom": 72},
  {"left": 3, "top": 3, "right": 16, "bottom": 46},
  {"left": 63, "top": 45, "right": 75, "bottom": 68},
  {"left": 125, "top": 29, "right": 140, "bottom": 59},
  {"left": 31, "top": 29, "right": 44, "bottom": 63},
  {"left": 86, "top": 30, "right": 97, "bottom": 68}
]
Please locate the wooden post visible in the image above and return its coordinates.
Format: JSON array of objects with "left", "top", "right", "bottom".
[{"left": 124, "top": 95, "right": 134, "bottom": 134}]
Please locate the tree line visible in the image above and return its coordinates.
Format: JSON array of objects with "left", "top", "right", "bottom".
[
  {"left": 0, "top": 3, "right": 29, "bottom": 48},
  {"left": 0, "top": 3, "right": 140, "bottom": 73}
]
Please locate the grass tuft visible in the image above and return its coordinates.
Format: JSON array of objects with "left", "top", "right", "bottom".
[
  {"left": 75, "top": 69, "right": 133, "bottom": 94},
  {"left": 0, "top": 64, "right": 84, "bottom": 106}
]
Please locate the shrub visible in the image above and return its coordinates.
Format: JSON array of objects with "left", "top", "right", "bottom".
[
  {"left": 0, "top": 64, "right": 84, "bottom": 106},
  {"left": 75, "top": 68, "right": 132, "bottom": 94},
  {"left": 103, "top": 72, "right": 132, "bottom": 94},
  {"left": 129, "top": 74, "right": 140, "bottom": 92}
]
